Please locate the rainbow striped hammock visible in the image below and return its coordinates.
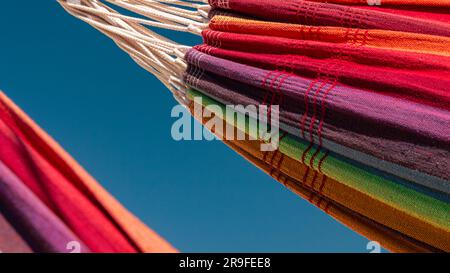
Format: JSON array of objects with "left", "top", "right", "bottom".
[{"left": 48, "top": 0, "right": 450, "bottom": 252}]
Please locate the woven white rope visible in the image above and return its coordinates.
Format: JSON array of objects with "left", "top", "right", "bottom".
[{"left": 58, "top": 0, "right": 210, "bottom": 103}]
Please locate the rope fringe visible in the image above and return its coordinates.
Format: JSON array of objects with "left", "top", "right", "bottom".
[{"left": 58, "top": 0, "right": 206, "bottom": 103}]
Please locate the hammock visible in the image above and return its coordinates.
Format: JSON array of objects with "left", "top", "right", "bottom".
[
  {"left": 3, "top": 0, "right": 445, "bottom": 252},
  {"left": 0, "top": 92, "right": 176, "bottom": 253}
]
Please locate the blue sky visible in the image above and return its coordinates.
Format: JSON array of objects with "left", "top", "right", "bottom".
[{"left": 0, "top": 1, "right": 372, "bottom": 252}]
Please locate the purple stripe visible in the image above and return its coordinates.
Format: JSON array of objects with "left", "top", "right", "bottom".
[{"left": 0, "top": 160, "right": 90, "bottom": 253}]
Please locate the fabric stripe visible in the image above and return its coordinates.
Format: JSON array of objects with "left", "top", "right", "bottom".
[
  {"left": 186, "top": 88, "right": 450, "bottom": 236},
  {"left": 185, "top": 49, "right": 450, "bottom": 181},
  {"left": 209, "top": 15, "right": 450, "bottom": 56},
  {"left": 0, "top": 92, "right": 176, "bottom": 253},
  {"left": 208, "top": 0, "right": 450, "bottom": 36},
  {"left": 0, "top": 213, "right": 32, "bottom": 253},
  {"left": 184, "top": 67, "right": 450, "bottom": 198},
  {"left": 0, "top": 160, "right": 88, "bottom": 253}
]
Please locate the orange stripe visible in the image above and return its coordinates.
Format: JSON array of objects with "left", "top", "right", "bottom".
[{"left": 210, "top": 15, "right": 450, "bottom": 56}]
